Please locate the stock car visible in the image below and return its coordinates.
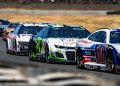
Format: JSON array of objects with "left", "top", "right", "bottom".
[
  {"left": 76, "top": 28, "right": 120, "bottom": 73},
  {"left": 0, "top": 19, "right": 10, "bottom": 36},
  {"left": 6, "top": 23, "right": 47, "bottom": 55},
  {"left": 29, "top": 24, "right": 90, "bottom": 63}
]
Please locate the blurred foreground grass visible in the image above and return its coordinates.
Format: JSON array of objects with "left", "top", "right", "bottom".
[{"left": 0, "top": 13, "right": 120, "bottom": 32}]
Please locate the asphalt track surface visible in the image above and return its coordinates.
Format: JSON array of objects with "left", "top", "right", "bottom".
[{"left": 0, "top": 37, "right": 120, "bottom": 86}]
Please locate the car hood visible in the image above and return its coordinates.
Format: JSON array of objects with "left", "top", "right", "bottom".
[
  {"left": 17, "top": 34, "right": 32, "bottom": 42},
  {"left": 48, "top": 38, "right": 79, "bottom": 47}
]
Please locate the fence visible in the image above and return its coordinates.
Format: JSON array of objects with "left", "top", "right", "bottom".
[{"left": 0, "top": 0, "right": 120, "bottom": 4}]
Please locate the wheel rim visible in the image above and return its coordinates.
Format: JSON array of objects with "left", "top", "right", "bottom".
[
  {"left": 107, "top": 53, "right": 114, "bottom": 72},
  {"left": 107, "top": 57, "right": 114, "bottom": 71}
]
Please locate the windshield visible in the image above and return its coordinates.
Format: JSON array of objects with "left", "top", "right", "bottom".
[
  {"left": 18, "top": 26, "right": 42, "bottom": 35},
  {"left": 110, "top": 32, "right": 120, "bottom": 44},
  {"left": 71, "top": 27, "right": 90, "bottom": 38},
  {"left": 49, "top": 27, "right": 90, "bottom": 38}
]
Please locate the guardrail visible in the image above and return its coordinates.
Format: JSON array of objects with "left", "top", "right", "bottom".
[{"left": 0, "top": 9, "right": 107, "bottom": 15}]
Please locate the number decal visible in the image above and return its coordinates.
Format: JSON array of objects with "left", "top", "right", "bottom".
[{"left": 96, "top": 45, "right": 105, "bottom": 64}]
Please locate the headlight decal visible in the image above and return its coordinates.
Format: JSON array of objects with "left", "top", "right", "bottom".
[{"left": 54, "top": 45, "right": 75, "bottom": 49}]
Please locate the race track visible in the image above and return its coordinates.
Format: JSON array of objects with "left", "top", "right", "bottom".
[{"left": 0, "top": 37, "right": 120, "bottom": 86}]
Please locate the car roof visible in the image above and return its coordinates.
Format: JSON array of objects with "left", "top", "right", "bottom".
[
  {"left": 70, "top": 25, "right": 86, "bottom": 30},
  {"left": 39, "top": 23, "right": 51, "bottom": 27},
  {"left": 49, "top": 24, "right": 64, "bottom": 28},
  {"left": 22, "top": 23, "right": 40, "bottom": 26},
  {"left": 96, "top": 28, "right": 120, "bottom": 32},
  {"left": 110, "top": 28, "right": 120, "bottom": 32}
]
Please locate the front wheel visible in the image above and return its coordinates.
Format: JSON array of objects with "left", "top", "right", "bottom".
[
  {"left": 45, "top": 45, "right": 50, "bottom": 63},
  {"left": 15, "top": 51, "right": 20, "bottom": 56},
  {"left": 76, "top": 49, "right": 84, "bottom": 69},
  {"left": 106, "top": 50, "right": 115, "bottom": 73},
  {"left": 29, "top": 49, "right": 33, "bottom": 61}
]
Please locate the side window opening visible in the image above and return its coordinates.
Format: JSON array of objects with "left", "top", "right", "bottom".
[{"left": 88, "top": 31, "right": 106, "bottom": 43}]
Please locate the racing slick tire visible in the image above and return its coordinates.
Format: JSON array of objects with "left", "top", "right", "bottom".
[
  {"left": 28, "top": 40, "right": 36, "bottom": 61},
  {"left": 15, "top": 51, "right": 20, "bottom": 56},
  {"left": 76, "top": 49, "right": 84, "bottom": 69},
  {"left": 106, "top": 49, "right": 115, "bottom": 73},
  {"left": 28, "top": 48, "right": 34, "bottom": 61},
  {"left": 28, "top": 41, "right": 34, "bottom": 61},
  {"left": 45, "top": 44, "right": 50, "bottom": 63}
]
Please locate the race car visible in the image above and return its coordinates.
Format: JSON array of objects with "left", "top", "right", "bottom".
[
  {"left": 76, "top": 28, "right": 120, "bottom": 73},
  {"left": 28, "top": 24, "right": 90, "bottom": 63},
  {"left": 2, "top": 22, "right": 20, "bottom": 41},
  {"left": 6, "top": 23, "right": 47, "bottom": 55},
  {"left": 0, "top": 19, "right": 10, "bottom": 36}
]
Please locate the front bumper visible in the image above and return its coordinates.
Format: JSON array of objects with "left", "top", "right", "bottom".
[
  {"left": 17, "top": 42, "right": 29, "bottom": 53},
  {"left": 49, "top": 49, "right": 76, "bottom": 62},
  {"left": 84, "top": 62, "right": 107, "bottom": 71}
]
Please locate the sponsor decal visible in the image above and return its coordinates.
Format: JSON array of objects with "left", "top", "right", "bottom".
[
  {"left": 63, "top": 38, "right": 75, "bottom": 45},
  {"left": 79, "top": 40, "right": 92, "bottom": 44},
  {"left": 7, "top": 33, "right": 15, "bottom": 39}
]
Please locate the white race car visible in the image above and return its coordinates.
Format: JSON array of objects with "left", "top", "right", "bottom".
[
  {"left": 6, "top": 23, "right": 47, "bottom": 55},
  {"left": 29, "top": 24, "right": 90, "bottom": 63},
  {"left": 76, "top": 28, "right": 120, "bottom": 73}
]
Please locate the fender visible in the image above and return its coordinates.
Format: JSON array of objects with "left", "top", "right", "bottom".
[{"left": 36, "top": 37, "right": 42, "bottom": 53}]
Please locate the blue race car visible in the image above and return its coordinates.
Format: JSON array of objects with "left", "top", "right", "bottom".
[{"left": 76, "top": 28, "right": 120, "bottom": 73}]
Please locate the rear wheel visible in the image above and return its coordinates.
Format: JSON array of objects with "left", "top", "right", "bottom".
[
  {"left": 106, "top": 50, "right": 115, "bottom": 73},
  {"left": 76, "top": 49, "right": 84, "bottom": 69},
  {"left": 7, "top": 50, "right": 10, "bottom": 54}
]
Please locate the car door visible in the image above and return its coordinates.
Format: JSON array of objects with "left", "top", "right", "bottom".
[
  {"left": 36, "top": 27, "right": 49, "bottom": 56},
  {"left": 11, "top": 25, "right": 21, "bottom": 51},
  {"left": 40, "top": 27, "right": 50, "bottom": 56},
  {"left": 7, "top": 32, "right": 15, "bottom": 50},
  {"left": 88, "top": 31, "right": 107, "bottom": 64}
]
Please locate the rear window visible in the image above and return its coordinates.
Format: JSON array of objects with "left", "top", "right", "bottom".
[
  {"left": 49, "top": 27, "right": 90, "bottom": 38},
  {"left": 18, "top": 26, "right": 43, "bottom": 35}
]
